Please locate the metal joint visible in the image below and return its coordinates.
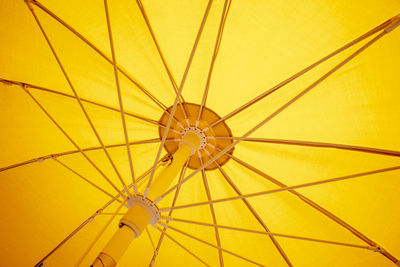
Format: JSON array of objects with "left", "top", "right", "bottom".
[
  {"left": 126, "top": 195, "right": 160, "bottom": 225},
  {"left": 38, "top": 155, "right": 54, "bottom": 162},
  {"left": 373, "top": 246, "right": 386, "bottom": 253},
  {"left": 367, "top": 246, "right": 381, "bottom": 252},
  {"left": 385, "top": 14, "right": 400, "bottom": 33},
  {"left": 161, "top": 154, "right": 173, "bottom": 166},
  {"left": 20, "top": 83, "right": 29, "bottom": 92},
  {"left": 89, "top": 209, "right": 103, "bottom": 222},
  {"left": 153, "top": 196, "right": 162, "bottom": 204}
]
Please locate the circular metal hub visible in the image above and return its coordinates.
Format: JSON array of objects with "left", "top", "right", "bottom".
[
  {"left": 126, "top": 195, "right": 160, "bottom": 225},
  {"left": 158, "top": 103, "right": 234, "bottom": 170},
  {"left": 181, "top": 126, "right": 207, "bottom": 150}
]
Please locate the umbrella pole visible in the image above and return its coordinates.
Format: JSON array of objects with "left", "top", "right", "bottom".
[{"left": 91, "top": 132, "right": 200, "bottom": 267}]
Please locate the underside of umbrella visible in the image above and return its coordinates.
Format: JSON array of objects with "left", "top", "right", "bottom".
[{"left": 1, "top": 0, "right": 400, "bottom": 266}]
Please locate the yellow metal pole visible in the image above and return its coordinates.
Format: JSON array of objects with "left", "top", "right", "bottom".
[{"left": 91, "top": 132, "right": 200, "bottom": 266}]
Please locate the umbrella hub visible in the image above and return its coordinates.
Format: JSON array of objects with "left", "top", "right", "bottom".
[
  {"left": 181, "top": 126, "right": 207, "bottom": 150},
  {"left": 159, "top": 102, "right": 234, "bottom": 170},
  {"left": 91, "top": 196, "right": 160, "bottom": 267},
  {"left": 122, "top": 195, "right": 160, "bottom": 230}
]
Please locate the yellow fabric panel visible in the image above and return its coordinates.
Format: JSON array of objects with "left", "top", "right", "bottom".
[
  {"left": 243, "top": 35, "right": 400, "bottom": 149},
  {"left": 0, "top": 159, "right": 110, "bottom": 266},
  {"left": 140, "top": 0, "right": 213, "bottom": 85},
  {"left": 274, "top": 237, "right": 393, "bottom": 267},
  {"left": 33, "top": 5, "right": 162, "bottom": 119},
  {"left": 222, "top": 160, "right": 364, "bottom": 244},
  {"left": 298, "top": 170, "right": 400, "bottom": 258},
  {"left": 1, "top": 0, "right": 400, "bottom": 266},
  {"left": 234, "top": 142, "right": 400, "bottom": 186},
  {"left": 205, "top": 169, "right": 289, "bottom": 266},
  {"left": 0, "top": 84, "right": 74, "bottom": 166},
  {"left": 0, "top": 0, "right": 70, "bottom": 93},
  {"left": 206, "top": 0, "right": 400, "bottom": 120}
]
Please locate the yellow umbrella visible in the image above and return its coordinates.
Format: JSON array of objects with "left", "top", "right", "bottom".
[{"left": 1, "top": 0, "right": 400, "bottom": 266}]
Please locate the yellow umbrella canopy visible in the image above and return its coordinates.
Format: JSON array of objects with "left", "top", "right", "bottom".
[{"left": 1, "top": 0, "right": 400, "bottom": 266}]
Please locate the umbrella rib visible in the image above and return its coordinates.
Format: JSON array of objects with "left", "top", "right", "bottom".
[
  {"left": 225, "top": 153, "right": 400, "bottom": 264},
  {"left": 160, "top": 217, "right": 379, "bottom": 251},
  {"left": 99, "top": 215, "right": 126, "bottom": 217},
  {"left": 215, "top": 161, "right": 293, "bottom": 267},
  {"left": 202, "top": 16, "right": 395, "bottom": 132},
  {"left": 143, "top": 0, "right": 213, "bottom": 198},
  {"left": 0, "top": 138, "right": 164, "bottom": 173},
  {"left": 16, "top": 4, "right": 400, "bottom": 266},
  {"left": 30, "top": 0, "right": 168, "bottom": 111},
  {"left": 211, "top": 145, "right": 389, "bottom": 247},
  {"left": 146, "top": 226, "right": 156, "bottom": 250},
  {"left": 33, "top": 198, "right": 119, "bottom": 267},
  {"left": 153, "top": 225, "right": 210, "bottom": 266},
  {"left": 32, "top": 160, "right": 163, "bottom": 267},
  {"left": 20, "top": 85, "right": 123, "bottom": 196},
  {"left": 227, "top": 155, "right": 396, "bottom": 258},
  {"left": 155, "top": 27, "right": 392, "bottom": 204},
  {"left": 53, "top": 157, "right": 122, "bottom": 203},
  {"left": 104, "top": 0, "right": 138, "bottom": 195},
  {"left": 26, "top": 2, "right": 131, "bottom": 196},
  {"left": 0, "top": 78, "right": 169, "bottom": 131},
  {"left": 211, "top": 144, "right": 400, "bottom": 259},
  {"left": 211, "top": 143, "right": 400, "bottom": 258},
  {"left": 75, "top": 199, "right": 126, "bottom": 267},
  {"left": 148, "top": 158, "right": 190, "bottom": 266},
  {"left": 215, "top": 136, "right": 400, "bottom": 158},
  {"left": 196, "top": 0, "right": 231, "bottom": 127},
  {"left": 30, "top": 0, "right": 186, "bottom": 129},
  {"left": 159, "top": 165, "right": 400, "bottom": 212},
  {"left": 158, "top": 222, "right": 265, "bottom": 267},
  {"left": 136, "top": 0, "right": 190, "bottom": 126},
  {"left": 199, "top": 155, "right": 224, "bottom": 267}
]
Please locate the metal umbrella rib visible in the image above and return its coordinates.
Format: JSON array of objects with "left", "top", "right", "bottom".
[
  {"left": 26, "top": 1, "right": 131, "bottom": 196},
  {"left": 2, "top": 2, "right": 400, "bottom": 266}
]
